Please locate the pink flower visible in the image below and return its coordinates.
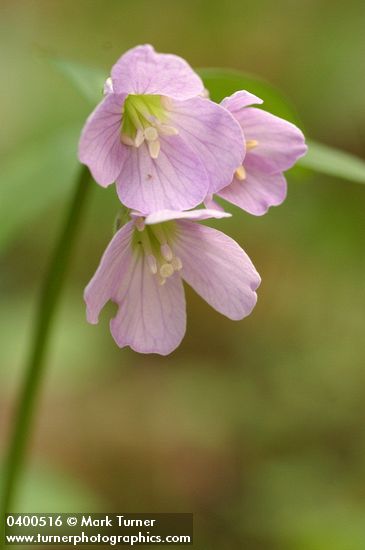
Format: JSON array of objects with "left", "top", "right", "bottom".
[
  {"left": 85, "top": 209, "right": 260, "bottom": 355},
  {"left": 206, "top": 91, "right": 307, "bottom": 215},
  {"left": 78, "top": 45, "right": 244, "bottom": 213}
]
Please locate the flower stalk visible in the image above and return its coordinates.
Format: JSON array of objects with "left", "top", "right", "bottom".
[{"left": 0, "top": 166, "right": 91, "bottom": 545}]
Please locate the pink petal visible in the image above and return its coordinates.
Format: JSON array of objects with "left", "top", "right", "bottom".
[
  {"left": 111, "top": 44, "right": 204, "bottom": 100},
  {"left": 144, "top": 208, "right": 231, "bottom": 225},
  {"left": 221, "top": 90, "right": 263, "bottom": 112},
  {"left": 85, "top": 221, "right": 186, "bottom": 355},
  {"left": 203, "top": 194, "right": 225, "bottom": 211},
  {"left": 174, "top": 222, "right": 261, "bottom": 320},
  {"left": 168, "top": 96, "right": 245, "bottom": 194},
  {"left": 218, "top": 170, "right": 287, "bottom": 216},
  {"left": 84, "top": 221, "right": 135, "bottom": 324},
  {"left": 78, "top": 93, "right": 127, "bottom": 186},
  {"left": 235, "top": 108, "right": 307, "bottom": 174},
  {"left": 116, "top": 135, "right": 209, "bottom": 213},
  {"left": 110, "top": 264, "right": 186, "bottom": 356}
]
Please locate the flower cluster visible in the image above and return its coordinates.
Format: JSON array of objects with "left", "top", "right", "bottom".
[{"left": 79, "top": 45, "right": 307, "bottom": 355}]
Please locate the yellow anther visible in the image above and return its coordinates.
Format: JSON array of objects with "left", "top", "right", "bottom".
[
  {"left": 246, "top": 139, "right": 259, "bottom": 150},
  {"left": 235, "top": 165, "right": 246, "bottom": 181}
]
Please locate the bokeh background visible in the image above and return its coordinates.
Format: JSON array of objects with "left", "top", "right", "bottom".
[{"left": 1, "top": 0, "right": 365, "bottom": 548}]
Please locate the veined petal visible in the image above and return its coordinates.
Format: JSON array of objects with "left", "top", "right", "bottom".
[
  {"left": 218, "top": 170, "right": 287, "bottom": 216},
  {"left": 78, "top": 93, "right": 127, "bottom": 186},
  {"left": 111, "top": 44, "right": 204, "bottom": 99},
  {"left": 235, "top": 108, "right": 307, "bottom": 174},
  {"left": 84, "top": 221, "right": 135, "bottom": 324},
  {"left": 174, "top": 222, "right": 261, "bottom": 320},
  {"left": 110, "top": 260, "right": 186, "bottom": 355},
  {"left": 168, "top": 97, "right": 245, "bottom": 194},
  {"left": 203, "top": 194, "right": 225, "bottom": 211},
  {"left": 221, "top": 90, "right": 263, "bottom": 113},
  {"left": 116, "top": 135, "right": 209, "bottom": 213},
  {"left": 144, "top": 208, "right": 231, "bottom": 225}
]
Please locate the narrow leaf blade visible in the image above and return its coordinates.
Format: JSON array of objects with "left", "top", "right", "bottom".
[
  {"left": 197, "top": 67, "right": 301, "bottom": 124},
  {"left": 50, "top": 57, "right": 106, "bottom": 105},
  {"left": 299, "top": 140, "right": 365, "bottom": 183}
]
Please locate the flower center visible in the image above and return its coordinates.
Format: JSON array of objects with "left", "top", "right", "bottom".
[
  {"left": 121, "top": 94, "right": 178, "bottom": 159},
  {"left": 133, "top": 218, "right": 183, "bottom": 285}
]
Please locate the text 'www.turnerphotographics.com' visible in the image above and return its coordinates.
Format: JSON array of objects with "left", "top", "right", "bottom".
[{"left": 4, "top": 513, "right": 193, "bottom": 546}]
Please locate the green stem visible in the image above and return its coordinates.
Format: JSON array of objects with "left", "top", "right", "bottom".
[{"left": 0, "top": 166, "right": 91, "bottom": 545}]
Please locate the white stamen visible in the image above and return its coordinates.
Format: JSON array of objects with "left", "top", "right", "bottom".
[
  {"left": 160, "top": 263, "right": 174, "bottom": 278},
  {"left": 235, "top": 165, "right": 246, "bottom": 181},
  {"left": 157, "top": 124, "right": 179, "bottom": 136},
  {"left": 148, "top": 139, "right": 160, "bottom": 159},
  {"left": 246, "top": 139, "right": 259, "bottom": 150},
  {"left": 134, "top": 128, "right": 145, "bottom": 147},
  {"left": 161, "top": 243, "right": 173, "bottom": 261},
  {"left": 144, "top": 126, "right": 159, "bottom": 141},
  {"left": 121, "top": 133, "right": 136, "bottom": 146},
  {"left": 138, "top": 224, "right": 181, "bottom": 283},
  {"left": 104, "top": 77, "right": 113, "bottom": 95},
  {"left": 171, "top": 256, "right": 183, "bottom": 271},
  {"left": 147, "top": 254, "right": 158, "bottom": 274}
]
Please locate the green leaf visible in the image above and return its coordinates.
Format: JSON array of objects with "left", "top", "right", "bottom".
[
  {"left": 299, "top": 140, "right": 365, "bottom": 184},
  {"left": 197, "top": 67, "right": 301, "bottom": 124},
  {"left": 49, "top": 57, "right": 106, "bottom": 105},
  {"left": 0, "top": 125, "right": 81, "bottom": 253}
]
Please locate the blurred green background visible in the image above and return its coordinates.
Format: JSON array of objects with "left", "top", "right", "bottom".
[{"left": 1, "top": 0, "right": 365, "bottom": 548}]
